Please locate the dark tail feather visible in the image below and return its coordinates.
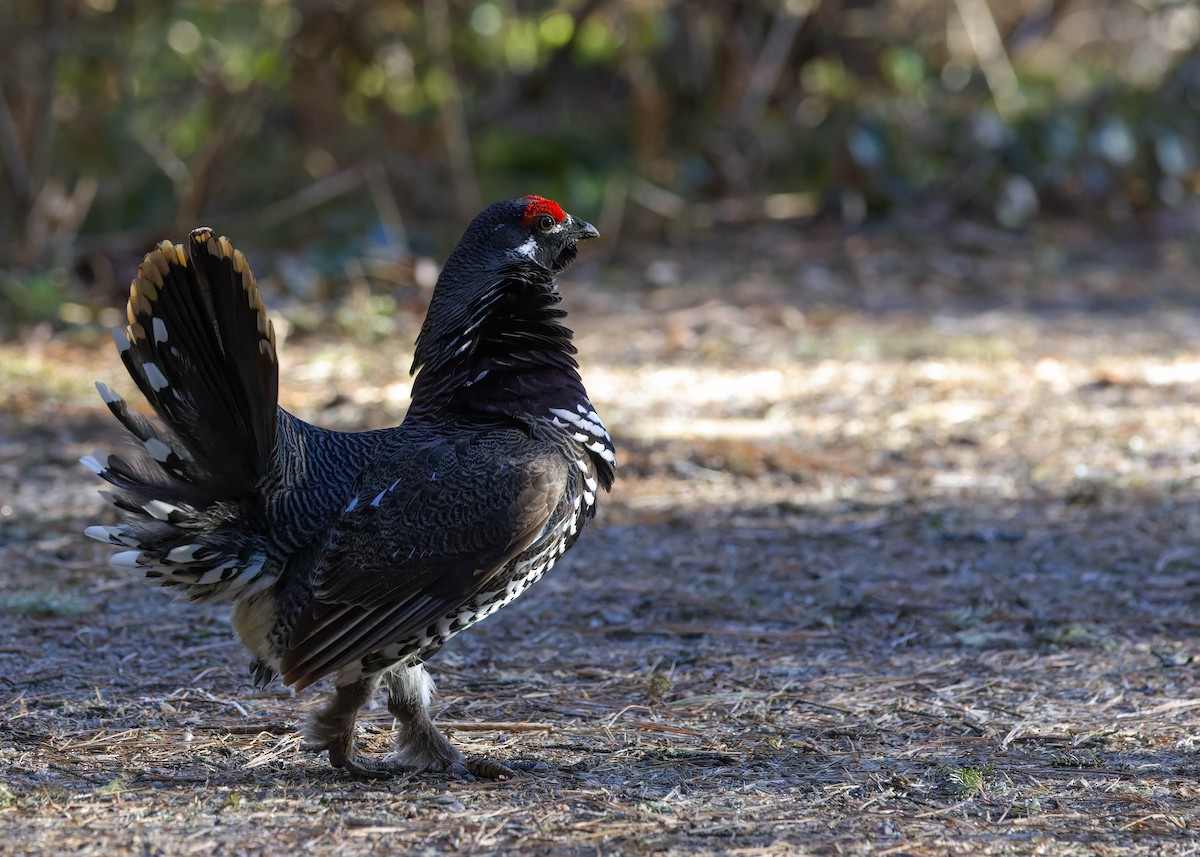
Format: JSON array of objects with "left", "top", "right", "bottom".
[
  {"left": 83, "top": 228, "right": 279, "bottom": 603},
  {"left": 117, "top": 229, "right": 278, "bottom": 490}
]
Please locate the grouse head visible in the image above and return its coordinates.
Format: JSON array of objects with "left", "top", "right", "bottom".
[
  {"left": 411, "top": 196, "right": 598, "bottom": 392},
  {"left": 449, "top": 195, "right": 599, "bottom": 276}
]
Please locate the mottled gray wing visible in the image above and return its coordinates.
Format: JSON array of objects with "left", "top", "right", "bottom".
[{"left": 280, "top": 430, "right": 565, "bottom": 688}]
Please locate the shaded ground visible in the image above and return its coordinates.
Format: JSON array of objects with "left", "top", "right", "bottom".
[{"left": 2, "top": 219, "right": 1200, "bottom": 855}]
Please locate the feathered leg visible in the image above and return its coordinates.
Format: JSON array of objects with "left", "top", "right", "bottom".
[
  {"left": 382, "top": 664, "right": 468, "bottom": 774},
  {"left": 305, "top": 664, "right": 526, "bottom": 779},
  {"left": 304, "top": 677, "right": 384, "bottom": 779},
  {"left": 384, "top": 664, "right": 541, "bottom": 779}
]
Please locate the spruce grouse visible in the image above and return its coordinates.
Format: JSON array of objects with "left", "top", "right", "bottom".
[{"left": 82, "top": 196, "right": 615, "bottom": 778}]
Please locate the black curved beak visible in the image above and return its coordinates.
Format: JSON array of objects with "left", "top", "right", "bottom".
[{"left": 568, "top": 216, "right": 600, "bottom": 241}]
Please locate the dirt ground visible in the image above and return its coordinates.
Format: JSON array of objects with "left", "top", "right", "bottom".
[{"left": 2, "top": 218, "right": 1200, "bottom": 856}]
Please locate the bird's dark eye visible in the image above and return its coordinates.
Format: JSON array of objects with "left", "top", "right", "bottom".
[{"left": 535, "top": 214, "right": 556, "bottom": 232}]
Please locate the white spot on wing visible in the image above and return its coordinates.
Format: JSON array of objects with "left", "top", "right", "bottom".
[
  {"left": 166, "top": 544, "right": 203, "bottom": 563},
  {"left": 190, "top": 559, "right": 241, "bottom": 586},
  {"left": 113, "top": 328, "right": 131, "bottom": 353},
  {"left": 143, "top": 362, "right": 170, "bottom": 392},
  {"left": 586, "top": 411, "right": 611, "bottom": 439},
  {"left": 95, "top": 382, "right": 120, "bottom": 404},
  {"left": 144, "top": 438, "right": 173, "bottom": 462},
  {"left": 143, "top": 499, "right": 184, "bottom": 521},
  {"left": 370, "top": 488, "right": 387, "bottom": 507},
  {"left": 80, "top": 454, "right": 108, "bottom": 475},
  {"left": 84, "top": 525, "right": 116, "bottom": 543},
  {"left": 345, "top": 496, "right": 359, "bottom": 512},
  {"left": 111, "top": 550, "right": 142, "bottom": 569},
  {"left": 585, "top": 439, "right": 617, "bottom": 464},
  {"left": 152, "top": 317, "right": 168, "bottom": 343},
  {"left": 548, "top": 406, "right": 606, "bottom": 438}
]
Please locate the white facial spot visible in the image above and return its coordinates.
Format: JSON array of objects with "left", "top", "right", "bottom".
[{"left": 513, "top": 236, "right": 538, "bottom": 259}]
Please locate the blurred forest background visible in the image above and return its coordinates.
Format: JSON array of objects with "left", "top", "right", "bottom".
[{"left": 1, "top": 0, "right": 1199, "bottom": 335}]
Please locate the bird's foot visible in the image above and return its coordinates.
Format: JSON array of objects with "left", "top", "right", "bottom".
[
  {"left": 334, "top": 752, "right": 414, "bottom": 781},
  {"left": 303, "top": 740, "right": 396, "bottom": 780},
  {"left": 301, "top": 738, "right": 412, "bottom": 780},
  {"left": 304, "top": 739, "right": 545, "bottom": 780}
]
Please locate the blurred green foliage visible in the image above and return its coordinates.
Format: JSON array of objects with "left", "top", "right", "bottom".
[{"left": 1, "top": 0, "right": 1198, "bottom": 334}]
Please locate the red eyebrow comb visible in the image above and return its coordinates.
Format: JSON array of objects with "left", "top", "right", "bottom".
[{"left": 519, "top": 195, "right": 566, "bottom": 227}]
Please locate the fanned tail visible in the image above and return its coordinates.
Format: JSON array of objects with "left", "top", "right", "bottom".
[{"left": 83, "top": 228, "right": 280, "bottom": 602}]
